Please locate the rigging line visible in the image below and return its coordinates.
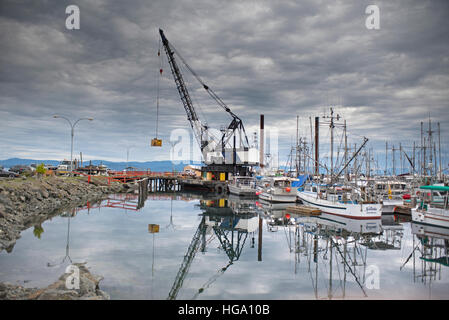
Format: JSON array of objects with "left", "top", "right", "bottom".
[
  {"left": 177, "top": 60, "right": 221, "bottom": 144},
  {"left": 284, "top": 225, "right": 293, "bottom": 253},
  {"left": 170, "top": 42, "right": 239, "bottom": 121},
  {"left": 331, "top": 237, "right": 367, "bottom": 297},
  {"left": 335, "top": 127, "right": 345, "bottom": 169},
  {"left": 156, "top": 39, "right": 162, "bottom": 138}
]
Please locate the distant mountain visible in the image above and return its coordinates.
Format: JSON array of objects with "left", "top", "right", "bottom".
[{"left": 0, "top": 158, "right": 197, "bottom": 172}]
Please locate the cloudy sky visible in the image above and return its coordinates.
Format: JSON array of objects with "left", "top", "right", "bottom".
[{"left": 1, "top": 0, "right": 448, "bottom": 170}]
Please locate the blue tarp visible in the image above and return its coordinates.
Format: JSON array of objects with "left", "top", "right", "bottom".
[{"left": 292, "top": 174, "right": 309, "bottom": 187}]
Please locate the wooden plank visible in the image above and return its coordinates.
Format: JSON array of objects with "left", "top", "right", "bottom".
[{"left": 286, "top": 205, "right": 321, "bottom": 216}]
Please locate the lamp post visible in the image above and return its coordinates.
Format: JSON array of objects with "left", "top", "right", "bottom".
[{"left": 53, "top": 115, "right": 93, "bottom": 173}]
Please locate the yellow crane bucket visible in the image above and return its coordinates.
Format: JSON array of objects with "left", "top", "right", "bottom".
[
  {"left": 151, "top": 138, "right": 162, "bottom": 147},
  {"left": 148, "top": 224, "right": 160, "bottom": 233}
]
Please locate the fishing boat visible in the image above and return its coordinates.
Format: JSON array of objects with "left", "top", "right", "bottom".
[
  {"left": 297, "top": 184, "right": 382, "bottom": 219},
  {"left": 257, "top": 176, "right": 297, "bottom": 203},
  {"left": 373, "top": 180, "right": 408, "bottom": 214},
  {"left": 228, "top": 176, "right": 257, "bottom": 196},
  {"left": 411, "top": 185, "right": 449, "bottom": 229}
]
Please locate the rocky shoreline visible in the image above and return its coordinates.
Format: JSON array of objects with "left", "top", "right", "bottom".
[
  {"left": 0, "top": 175, "right": 134, "bottom": 253},
  {"left": 0, "top": 263, "right": 110, "bottom": 300}
]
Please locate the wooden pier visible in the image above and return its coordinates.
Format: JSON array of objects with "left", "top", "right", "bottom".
[{"left": 76, "top": 169, "right": 229, "bottom": 195}]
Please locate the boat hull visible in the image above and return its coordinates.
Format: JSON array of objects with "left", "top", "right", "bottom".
[
  {"left": 411, "top": 207, "right": 449, "bottom": 229},
  {"left": 297, "top": 192, "right": 382, "bottom": 219},
  {"left": 382, "top": 199, "right": 403, "bottom": 214},
  {"left": 228, "top": 184, "right": 257, "bottom": 196},
  {"left": 258, "top": 192, "right": 297, "bottom": 203}
]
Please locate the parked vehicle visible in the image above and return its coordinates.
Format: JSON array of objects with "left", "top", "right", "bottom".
[
  {"left": 0, "top": 169, "right": 19, "bottom": 178},
  {"left": 8, "top": 165, "right": 32, "bottom": 174}
]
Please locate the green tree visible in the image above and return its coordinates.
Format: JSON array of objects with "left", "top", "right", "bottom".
[
  {"left": 33, "top": 224, "right": 44, "bottom": 239},
  {"left": 36, "top": 163, "right": 46, "bottom": 177}
]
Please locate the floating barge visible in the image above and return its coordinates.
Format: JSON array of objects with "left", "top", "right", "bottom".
[{"left": 286, "top": 205, "right": 322, "bottom": 216}]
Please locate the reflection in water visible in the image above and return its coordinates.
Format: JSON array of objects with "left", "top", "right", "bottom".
[
  {"left": 168, "top": 195, "right": 259, "bottom": 300},
  {"left": 259, "top": 204, "right": 383, "bottom": 299},
  {"left": 46, "top": 210, "right": 77, "bottom": 268},
  {"left": 407, "top": 223, "right": 449, "bottom": 298},
  {"left": 1, "top": 192, "right": 449, "bottom": 299}
]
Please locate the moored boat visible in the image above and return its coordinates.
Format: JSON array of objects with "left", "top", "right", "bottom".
[
  {"left": 411, "top": 185, "right": 449, "bottom": 229},
  {"left": 297, "top": 184, "right": 382, "bottom": 219},
  {"left": 228, "top": 176, "right": 257, "bottom": 196},
  {"left": 258, "top": 177, "right": 297, "bottom": 203}
]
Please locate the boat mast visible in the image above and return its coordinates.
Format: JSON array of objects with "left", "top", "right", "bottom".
[
  {"left": 421, "top": 121, "right": 424, "bottom": 176},
  {"left": 344, "top": 120, "right": 348, "bottom": 182},
  {"left": 323, "top": 107, "right": 340, "bottom": 184},
  {"left": 428, "top": 116, "right": 433, "bottom": 178},
  {"left": 438, "top": 122, "right": 442, "bottom": 180},
  {"left": 296, "top": 115, "right": 300, "bottom": 175},
  {"left": 315, "top": 116, "right": 319, "bottom": 178}
]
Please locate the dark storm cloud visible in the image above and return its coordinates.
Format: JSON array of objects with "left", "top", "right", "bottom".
[{"left": 0, "top": 0, "right": 448, "bottom": 165}]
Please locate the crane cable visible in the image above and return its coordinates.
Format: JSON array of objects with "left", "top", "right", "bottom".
[
  {"left": 156, "top": 39, "right": 162, "bottom": 139},
  {"left": 169, "top": 43, "right": 240, "bottom": 121}
]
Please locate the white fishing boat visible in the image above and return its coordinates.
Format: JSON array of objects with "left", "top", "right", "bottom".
[
  {"left": 258, "top": 177, "right": 297, "bottom": 203},
  {"left": 373, "top": 180, "right": 408, "bottom": 214},
  {"left": 411, "top": 185, "right": 449, "bottom": 229},
  {"left": 381, "top": 196, "right": 404, "bottom": 214},
  {"left": 297, "top": 184, "right": 382, "bottom": 220},
  {"left": 228, "top": 176, "right": 257, "bottom": 196}
]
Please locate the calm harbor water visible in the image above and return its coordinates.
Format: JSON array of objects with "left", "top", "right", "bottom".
[{"left": 1, "top": 192, "right": 448, "bottom": 300}]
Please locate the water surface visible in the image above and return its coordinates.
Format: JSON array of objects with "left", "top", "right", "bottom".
[{"left": 1, "top": 192, "right": 448, "bottom": 300}]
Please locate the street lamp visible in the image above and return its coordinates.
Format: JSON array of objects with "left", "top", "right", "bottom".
[{"left": 53, "top": 115, "right": 94, "bottom": 173}]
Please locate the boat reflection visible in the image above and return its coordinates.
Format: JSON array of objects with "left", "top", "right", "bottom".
[
  {"left": 257, "top": 198, "right": 387, "bottom": 299},
  {"left": 401, "top": 222, "right": 449, "bottom": 296}
]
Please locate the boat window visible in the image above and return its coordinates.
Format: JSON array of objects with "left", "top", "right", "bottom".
[{"left": 312, "top": 186, "right": 317, "bottom": 193}]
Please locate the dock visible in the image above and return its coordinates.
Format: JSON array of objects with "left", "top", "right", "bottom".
[{"left": 286, "top": 205, "right": 322, "bottom": 216}]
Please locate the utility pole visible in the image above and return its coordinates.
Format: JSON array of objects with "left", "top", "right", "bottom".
[
  {"left": 53, "top": 115, "right": 93, "bottom": 175},
  {"left": 385, "top": 141, "right": 388, "bottom": 176}
]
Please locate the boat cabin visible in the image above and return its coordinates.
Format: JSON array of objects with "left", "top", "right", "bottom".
[{"left": 417, "top": 185, "right": 449, "bottom": 210}]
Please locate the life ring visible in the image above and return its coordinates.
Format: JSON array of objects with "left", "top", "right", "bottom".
[{"left": 215, "top": 184, "right": 225, "bottom": 195}]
